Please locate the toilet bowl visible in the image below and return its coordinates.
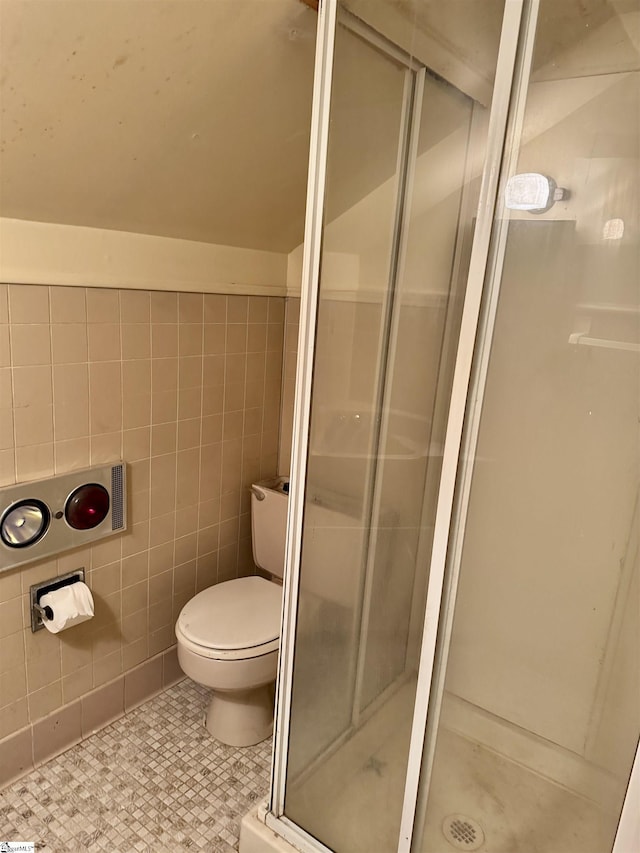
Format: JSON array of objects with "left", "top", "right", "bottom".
[
  {"left": 176, "top": 575, "right": 282, "bottom": 746},
  {"left": 175, "top": 478, "right": 288, "bottom": 746}
]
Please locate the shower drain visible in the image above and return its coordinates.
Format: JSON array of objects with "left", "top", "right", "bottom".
[{"left": 442, "top": 814, "right": 485, "bottom": 851}]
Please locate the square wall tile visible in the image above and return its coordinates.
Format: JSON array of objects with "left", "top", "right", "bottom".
[
  {"left": 179, "top": 324, "right": 203, "bottom": 357},
  {"left": 91, "top": 431, "right": 122, "bottom": 464},
  {"left": 93, "top": 650, "right": 123, "bottom": 687},
  {"left": 1, "top": 438, "right": 14, "bottom": 475},
  {"left": 87, "top": 288, "right": 119, "bottom": 323},
  {"left": 124, "top": 656, "right": 163, "bottom": 710},
  {"left": 123, "top": 359, "right": 151, "bottom": 397},
  {"left": 0, "top": 599, "right": 22, "bottom": 639},
  {"left": 0, "top": 569, "right": 21, "bottom": 601},
  {"left": 28, "top": 680, "right": 63, "bottom": 721},
  {"left": 0, "top": 284, "right": 8, "bottom": 323},
  {"left": 0, "top": 327, "right": 9, "bottom": 369},
  {"left": 11, "top": 324, "right": 51, "bottom": 366},
  {"left": 82, "top": 677, "right": 124, "bottom": 736},
  {"left": 204, "top": 294, "right": 226, "bottom": 322},
  {"left": 268, "top": 297, "right": 285, "bottom": 324},
  {"left": 123, "top": 637, "right": 148, "bottom": 670},
  {"left": 149, "top": 625, "right": 173, "bottom": 657},
  {"left": 122, "top": 521, "right": 150, "bottom": 559},
  {"left": 204, "top": 324, "right": 226, "bottom": 355},
  {"left": 16, "top": 444, "right": 52, "bottom": 482},
  {"left": 122, "top": 551, "right": 149, "bottom": 586},
  {"left": 178, "top": 292, "right": 203, "bottom": 323},
  {"left": 89, "top": 362, "right": 122, "bottom": 434},
  {"left": 32, "top": 699, "right": 82, "bottom": 766},
  {"left": 53, "top": 363, "right": 89, "bottom": 441},
  {"left": 122, "top": 324, "right": 151, "bottom": 359},
  {"left": 55, "top": 437, "right": 91, "bottom": 472},
  {"left": 9, "top": 284, "right": 50, "bottom": 323},
  {"left": 123, "top": 427, "right": 151, "bottom": 461},
  {"left": 151, "top": 291, "right": 177, "bottom": 324},
  {"left": 0, "top": 697, "right": 28, "bottom": 741},
  {"left": 152, "top": 324, "right": 178, "bottom": 359},
  {"left": 227, "top": 295, "right": 248, "bottom": 323},
  {"left": 120, "top": 290, "right": 150, "bottom": 323},
  {"left": 50, "top": 286, "right": 86, "bottom": 323},
  {"left": 162, "top": 646, "right": 184, "bottom": 686},
  {"left": 151, "top": 358, "right": 178, "bottom": 393},
  {"left": 25, "top": 628, "right": 62, "bottom": 693},
  {"left": 0, "top": 726, "right": 33, "bottom": 787},
  {"left": 0, "top": 366, "right": 11, "bottom": 409},
  {"left": 88, "top": 323, "right": 121, "bottom": 362},
  {"left": 51, "top": 323, "right": 88, "bottom": 364},
  {"left": 62, "top": 666, "right": 93, "bottom": 703},
  {"left": 14, "top": 403, "right": 53, "bottom": 448},
  {"left": 248, "top": 296, "right": 269, "bottom": 323},
  {"left": 12, "top": 365, "right": 52, "bottom": 407}
]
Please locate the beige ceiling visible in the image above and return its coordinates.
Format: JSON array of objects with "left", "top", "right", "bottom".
[
  {"left": 1, "top": 0, "right": 637, "bottom": 255},
  {"left": 0, "top": 0, "right": 317, "bottom": 252},
  {"left": 348, "top": 0, "right": 639, "bottom": 84}
]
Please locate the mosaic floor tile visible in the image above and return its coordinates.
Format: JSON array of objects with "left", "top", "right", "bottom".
[{"left": 0, "top": 680, "right": 272, "bottom": 852}]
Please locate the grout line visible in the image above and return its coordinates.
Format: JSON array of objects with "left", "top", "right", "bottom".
[
  {"left": 169, "top": 298, "right": 179, "bottom": 630},
  {"left": 237, "top": 298, "right": 251, "bottom": 578},
  {"left": 6, "top": 286, "right": 18, "bottom": 485},
  {"left": 116, "top": 288, "right": 125, "bottom": 677},
  {"left": 188, "top": 291, "right": 205, "bottom": 608}
]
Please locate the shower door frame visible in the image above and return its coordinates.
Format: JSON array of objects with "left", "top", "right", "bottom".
[{"left": 265, "top": 0, "right": 640, "bottom": 851}]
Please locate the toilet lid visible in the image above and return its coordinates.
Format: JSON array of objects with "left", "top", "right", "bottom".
[{"left": 177, "top": 576, "right": 282, "bottom": 651}]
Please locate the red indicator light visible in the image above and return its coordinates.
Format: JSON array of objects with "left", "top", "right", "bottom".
[{"left": 65, "top": 483, "right": 110, "bottom": 530}]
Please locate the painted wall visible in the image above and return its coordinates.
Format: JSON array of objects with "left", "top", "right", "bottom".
[
  {"left": 0, "top": 219, "right": 288, "bottom": 296},
  {"left": 0, "top": 0, "right": 316, "bottom": 253},
  {"left": 0, "top": 283, "right": 284, "bottom": 741}
]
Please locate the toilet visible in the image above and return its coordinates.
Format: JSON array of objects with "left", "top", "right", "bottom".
[{"left": 175, "top": 477, "right": 288, "bottom": 747}]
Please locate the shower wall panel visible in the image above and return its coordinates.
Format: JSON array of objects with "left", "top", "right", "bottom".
[{"left": 444, "top": 70, "right": 640, "bottom": 765}]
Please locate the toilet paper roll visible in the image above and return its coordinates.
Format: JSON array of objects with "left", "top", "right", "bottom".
[{"left": 39, "top": 582, "right": 94, "bottom": 633}]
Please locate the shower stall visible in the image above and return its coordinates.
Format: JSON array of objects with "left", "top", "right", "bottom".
[{"left": 242, "top": 0, "right": 639, "bottom": 851}]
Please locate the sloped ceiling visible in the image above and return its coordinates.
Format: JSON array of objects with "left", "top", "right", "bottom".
[
  {"left": 348, "top": 0, "right": 639, "bottom": 85},
  {"left": 1, "top": 0, "right": 637, "bottom": 256},
  {"left": 0, "top": 0, "right": 317, "bottom": 252}
]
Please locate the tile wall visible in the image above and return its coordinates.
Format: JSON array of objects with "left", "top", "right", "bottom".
[
  {"left": 278, "top": 297, "right": 300, "bottom": 476},
  {"left": 0, "top": 283, "right": 285, "bottom": 746}
]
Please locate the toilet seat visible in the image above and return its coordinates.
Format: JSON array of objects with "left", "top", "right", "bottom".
[
  {"left": 175, "top": 629, "right": 279, "bottom": 661},
  {"left": 176, "top": 576, "right": 282, "bottom": 661}
]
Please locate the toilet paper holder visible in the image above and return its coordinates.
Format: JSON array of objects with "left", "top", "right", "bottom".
[{"left": 30, "top": 568, "right": 86, "bottom": 633}]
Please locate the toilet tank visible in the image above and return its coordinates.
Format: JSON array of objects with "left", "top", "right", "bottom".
[{"left": 251, "top": 477, "right": 289, "bottom": 578}]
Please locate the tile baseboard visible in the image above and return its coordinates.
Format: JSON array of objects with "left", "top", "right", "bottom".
[{"left": 0, "top": 645, "right": 185, "bottom": 790}]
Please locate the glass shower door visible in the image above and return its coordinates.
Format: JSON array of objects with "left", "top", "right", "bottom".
[
  {"left": 278, "top": 2, "right": 506, "bottom": 851},
  {"left": 284, "top": 12, "right": 413, "bottom": 785},
  {"left": 414, "top": 1, "right": 640, "bottom": 851}
]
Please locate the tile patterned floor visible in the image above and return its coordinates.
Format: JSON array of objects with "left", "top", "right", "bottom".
[{"left": 0, "top": 680, "right": 272, "bottom": 852}]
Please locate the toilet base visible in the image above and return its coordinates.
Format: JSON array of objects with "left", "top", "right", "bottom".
[{"left": 206, "top": 683, "right": 274, "bottom": 747}]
